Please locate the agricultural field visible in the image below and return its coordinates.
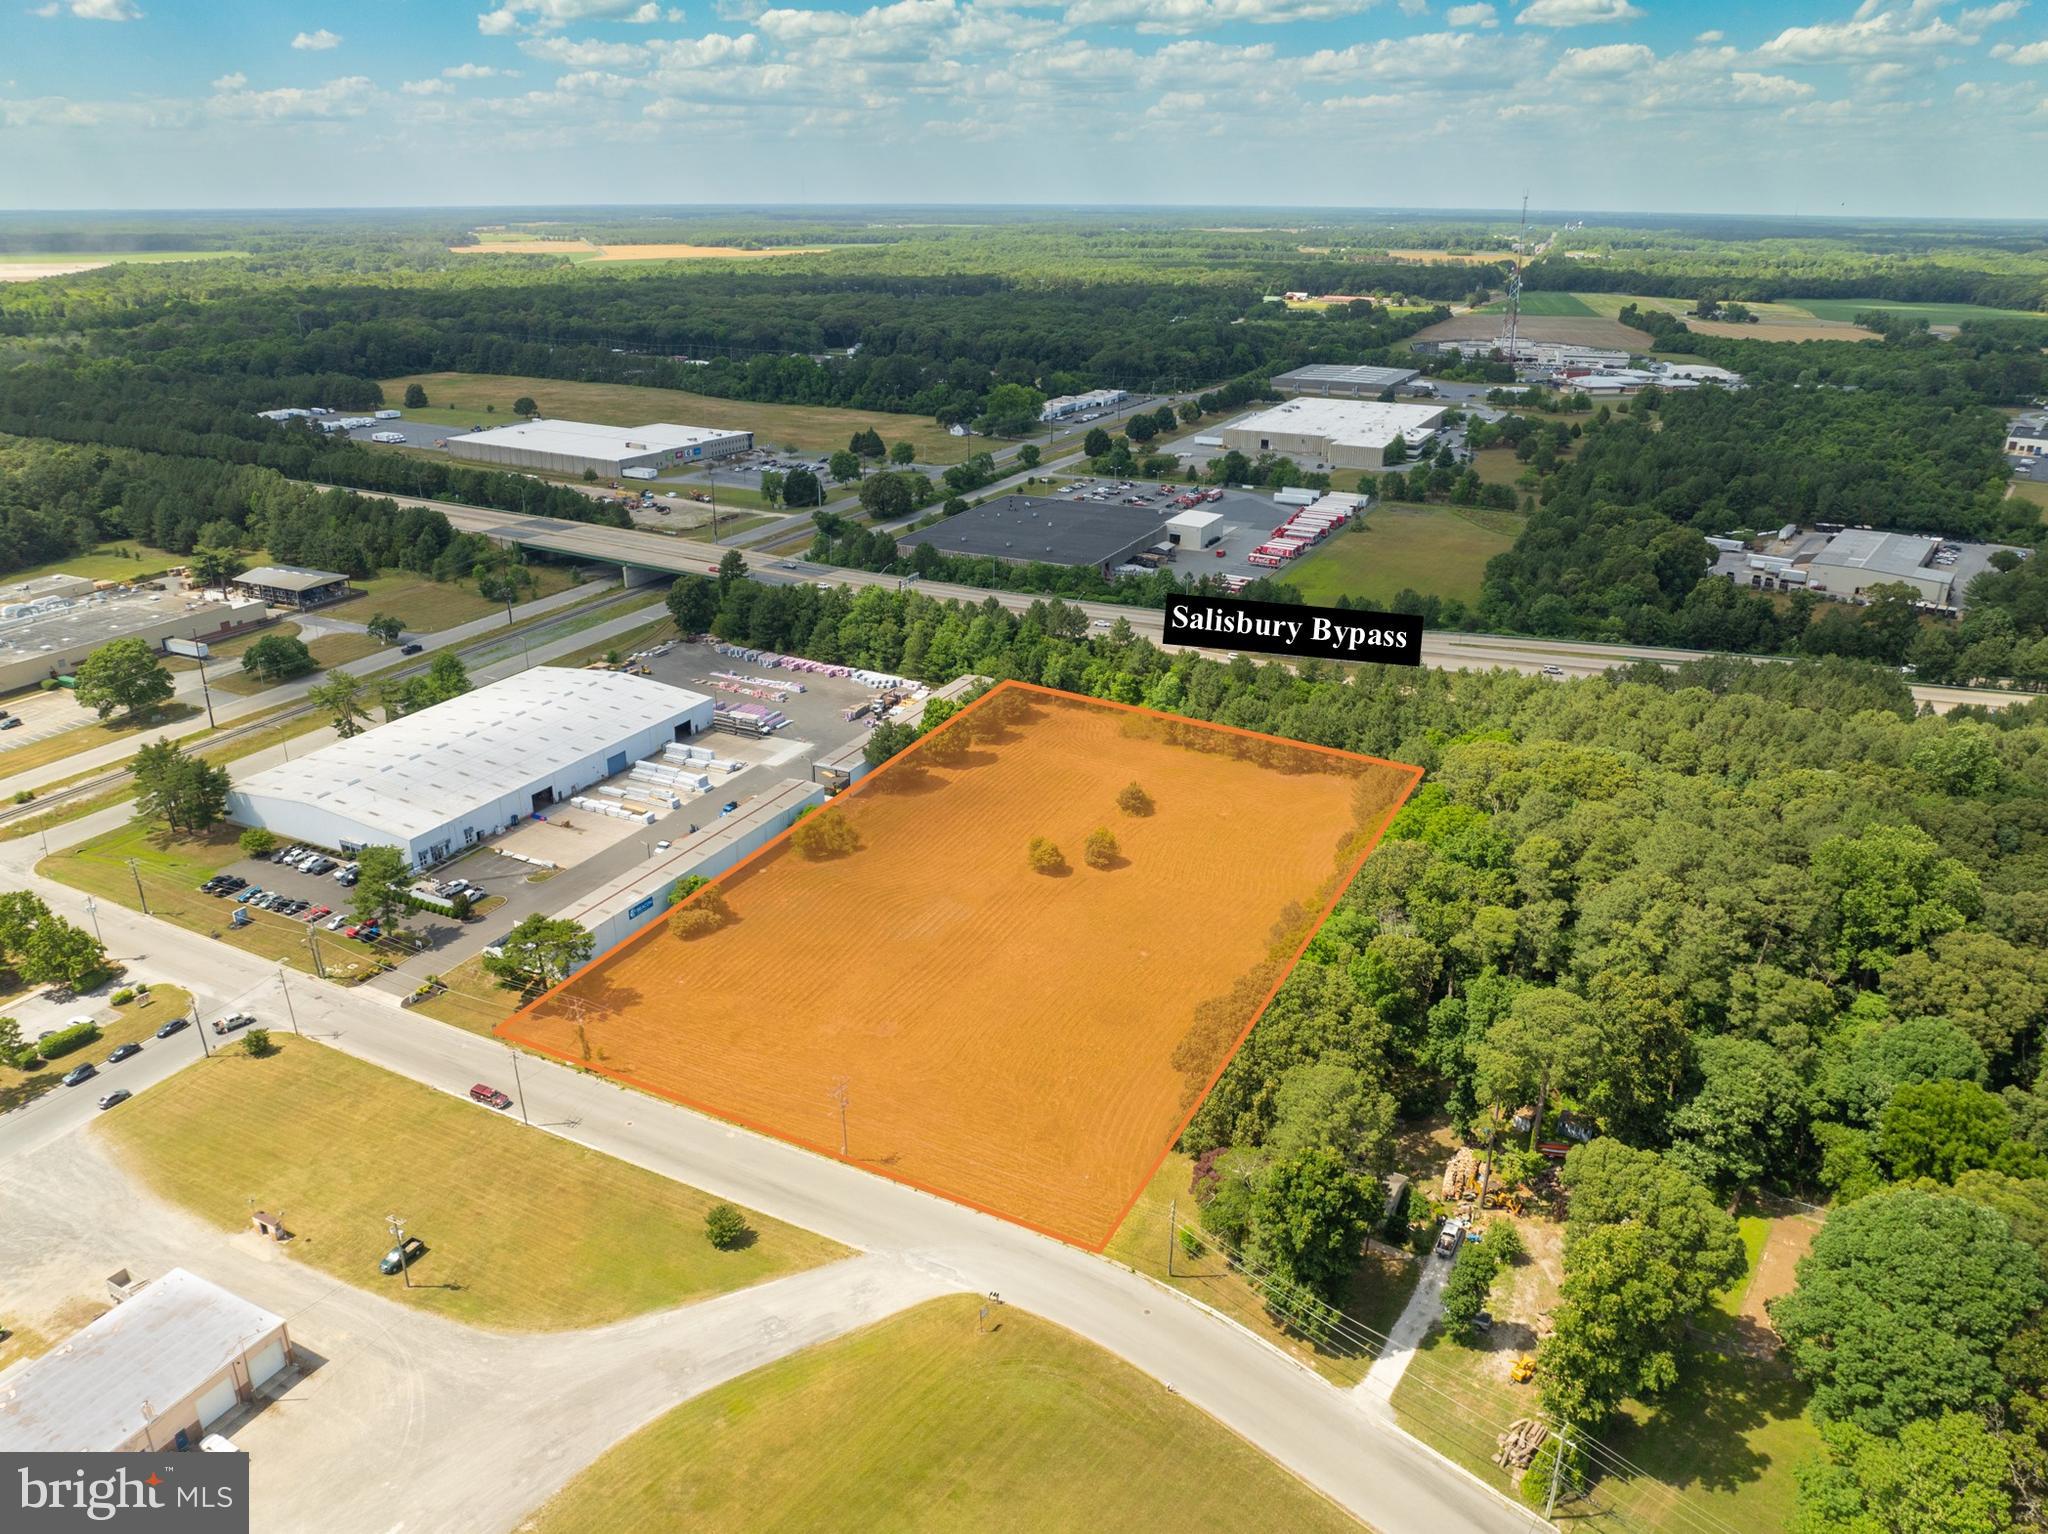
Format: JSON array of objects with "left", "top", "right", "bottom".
[
  {"left": 96, "top": 1038, "right": 847, "bottom": 1331},
  {"left": 1573, "top": 292, "right": 1869, "bottom": 343},
  {"left": 450, "top": 233, "right": 837, "bottom": 262},
  {"left": 1478, "top": 292, "right": 1596, "bottom": 317},
  {"left": 1412, "top": 310, "right": 1649, "bottom": 352},
  {"left": 506, "top": 682, "right": 1421, "bottom": 1249},
  {"left": 1281, "top": 507, "right": 1522, "bottom": 608},
  {"left": 1791, "top": 297, "right": 2044, "bottom": 326},
  {"left": 0, "top": 250, "right": 243, "bottom": 281},
  {"left": 522, "top": 1293, "right": 1363, "bottom": 1534},
  {"left": 380, "top": 372, "right": 975, "bottom": 464}
]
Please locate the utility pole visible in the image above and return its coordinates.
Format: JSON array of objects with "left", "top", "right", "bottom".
[
  {"left": 1544, "top": 1427, "right": 1569, "bottom": 1520},
  {"left": 305, "top": 925, "right": 326, "bottom": 980},
  {"left": 508, "top": 1048, "right": 529, "bottom": 1126},
  {"left": 196, "top": 657, "right": 217, "bottom": 729},
  {"left": 1167, "top": 1196, "right": 1176, "bottom": 1277},
  {"left": 82, "top": 895, "right": 102, "bottom": 945},
  {"left": 829, "top": 1075, "right": 849, "bottom": 1157},
  {"left": 193, "top": 997, "right": 211, "bottom": 1058},
  {"left": 385, "top": 1213, "right": 411, "bottom": 1289},
  {"left": 124, "top": 858, "right": 151, "bottom": 915},
  {"left": 276, "top": 964, "right": 302, "bottom": 1036}
]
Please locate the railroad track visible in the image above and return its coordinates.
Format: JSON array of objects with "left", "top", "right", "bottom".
[{"left": 0, "top": 588, "right": 660, "bottom": 830}]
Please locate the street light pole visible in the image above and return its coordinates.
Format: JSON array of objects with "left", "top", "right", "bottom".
[{"left": 82, "top": 896, "right": 102, "bottom": 945}]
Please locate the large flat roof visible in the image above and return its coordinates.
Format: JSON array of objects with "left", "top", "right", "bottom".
[
  {"left": 1805, "top": 529, "right": 1939, "bottom": 582},
  {"left": 231, "top": 669, "right": 711, "bottom": 839},
  {"left": 0, "top": 589, "right": 260, "bottom": 664},
  {"left": 1272, "top": 363, "right": 1420, "bottom": 391},
  {"left": 1229, "top": 398, "right": 1446, "bottom": 448},
  {"left": 234, "top": 565, "right": 348, "bottom": 592},
  {"left": 898, "top": 495, "right": 1165, "bottom": 568},
  {"left": 0, "top": 1269, "right": 283, "bottom": 1452},
  {"left": 450, "top": 418, "right": 746, "bottom": 455}
]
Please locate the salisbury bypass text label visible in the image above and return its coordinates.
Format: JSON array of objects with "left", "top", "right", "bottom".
[{"left": 1163, "top": 595, "right": 1423, "bottom": 667}]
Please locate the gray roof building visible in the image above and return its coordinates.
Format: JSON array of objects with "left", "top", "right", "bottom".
[
  {"left": 898, "top": 496, "right": 1167, "bottom": 572},
  {"left": 1271, "top": 363, "right": 1422, "bottom": 397}
]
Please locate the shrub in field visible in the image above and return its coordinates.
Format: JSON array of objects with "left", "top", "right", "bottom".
[
  {"left": 33, "top": 1021, "right": 99, "bottom": 1060},
  {"left": 1027, "top": 836, "right": 1066, "bottom": 874},
  {"left": 242, "top": 1028, "right": 275, "bottom": 1058},
  {"left": 705, "top": 1203, "right": 750, "bottom": 1249},
  {"left": 791, "top": 810, "right": 861, "bottom": 861},
  {"left": 111, "top": 988, "right": 135, "bottom": 1005},
  {"left": 1084, "top": 828, "right": 1120, "bottom": 869},
  {"left": 238, "top": 827, "right": 277, "bottom": 857},
  {"left": 1116, "top": 781, "right": 1154, "bottom": 816}
]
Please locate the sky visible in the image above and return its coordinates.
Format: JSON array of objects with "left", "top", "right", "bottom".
[{"left": 0, "top": 0, "right": 2042, "bottom": 216}]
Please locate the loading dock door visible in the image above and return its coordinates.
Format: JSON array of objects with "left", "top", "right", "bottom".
[
  {"left": 606, "top": 751, "right": 628, "bottom": 776},
  {"left": 531, "top": 787, "right": 556, "bottom": 812},
  {"left": 249, "top": 1338, "right": 286, "bottom": 1387},
  {"left": 196, "top": 1374, "right": 238, "bottom": 1427}
]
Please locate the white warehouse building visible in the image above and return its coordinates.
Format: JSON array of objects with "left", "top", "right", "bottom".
[
  {"left": 1220, "top": 398, "right": 1447, "bottom": 472},
  {"left": 228, "top": 670, "right": 714, "bottom": 868},
  {"left": 441, "top": 418, "right": 753, "bottom": 478}
]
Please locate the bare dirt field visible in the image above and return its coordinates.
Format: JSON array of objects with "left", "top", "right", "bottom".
[
  {"left": 0, "top": 261, "right": 109, "bottom": 281},
  {"left": 1382, "top": 248, "right": 1510, "bottom": 265},
  {"left": 1412, "top": 312, "right": 1651, "bottom": 350},
  {"left": 504, "top": 683, "right": 1420, "bottom": 1249},
  {"left": 587, "top": 243, "right": 833, "bottom": 261},
  {"left": 1741, "top": 1206, "right": 1824, "bottom": 1339},
  {"left": 451, "top": 239, "right": 598, "bottom": 256}
]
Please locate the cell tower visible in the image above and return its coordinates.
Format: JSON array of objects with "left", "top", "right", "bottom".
[{"left": 1504, "top": 194, "right": 1529, "bottom": 367}]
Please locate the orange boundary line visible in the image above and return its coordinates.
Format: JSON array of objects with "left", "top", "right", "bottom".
[{"left": 499, "top": 678, "right": 1424, "bottom": 1251}]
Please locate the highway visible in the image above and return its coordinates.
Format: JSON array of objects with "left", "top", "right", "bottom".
[
  {"left": 0, "top": 824, "right": 1544, "bottom": 1534},
  {"left": 383, "top": 491, "right": 2021, "bottom": 708}
]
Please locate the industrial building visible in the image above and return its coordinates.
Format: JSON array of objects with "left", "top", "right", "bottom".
[
  {"left": 556, "top": 777, "right": 827, "bottom": 959},
  {"left": 228, "top": 669, "right": 715, "bottom": 868},
  {"left": 897, "top": 495, "right": 1170, "bottom": 574},
  {"left": 1165, "top": 509, "right": 1224, "bottom": 549},
  {"left": 1419, "top": 337, "right": 1633, "bottom": 370},
  {"left": 1271, "top": 363, "right": 1421, "bottom": 397},
  {"left": 2006, "top": 417, "right": 2048, "bottom": 458},
  {"left": 230, "top": 564, "right": 352, "bottom": 610},
  {"left": 0, "top": 1269, "right": 291, "bottom": 1453},
  {"left": 1040, "top": 389, "right": 1129, "bottom": 423},
  {"left": 1710, "top": 526, "right": 2027, "bottom": 608},
  {"left": 1220, "top": 399, "right": 1447, "bottom": 472},
  {"left": 440, "top": 418, "right": 752, "bottom": 478},
  {"left": 0, "top": 583, "right": 268, "bottom": 695}
]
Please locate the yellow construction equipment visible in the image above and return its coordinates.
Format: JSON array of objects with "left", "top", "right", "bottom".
[{"left": 1510, "top": 1354, "right": 1537, "bottom": 1384}]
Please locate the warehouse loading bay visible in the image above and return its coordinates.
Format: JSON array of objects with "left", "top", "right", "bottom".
[{"left": 207, "top": 647, "right": 892, "bottom": 982}]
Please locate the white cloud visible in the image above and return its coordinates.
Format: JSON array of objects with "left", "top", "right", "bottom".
[
  {"left": 1728, "top": 69, "right": 1814, "bottom": 100},
  {"left": 1516, "top": 0, "right": 1641, "bottom": 27},
  {"left": 478, "top": 8, "right": 520, "bottom": 32},
  {"left": 1303, "top": 29, "right": 1533, "bottom": 80},
  {"left": 1862, "top": 59, "right": 1910, "bottom": 83},
  {"left": 1998, "top": 37, "right": 2048, "bottom": 58},
  {"left": 291, "top": 28, "right": 342, "bottom": 50},
  {"left": 401, "top": 78, "right": 455, "bottom": 94},
  {"left": 520, "top": 35, "right": 652, "bottom": 65},
  {"left": 475, "top": 0, "right": 678, "bottom": 32},
  {"left": 1064, "top": 0, "right": 1381, "bottom": 31},
  {"left": 1446, "top": 2, "right": 1496, "bottom": 23},
  {"left": 1695, "top": 28, "right": 1722, "bottom": 41},
  {"left": 210, "top": 71, "right": 246, "bottom": 89},
  {"left": 1754, "top": 9, "right": 1963, "bottom": 62},
  {"left": 1551, "top": 40, "right": 1652, "bottom": 76},
  {"left": 1399, "top": 0, "right": 1428, "bottom": 11},
  {"left": 208, "top": 75, "right": 376, "bottom": 119},
  {"left": 37, "top": 0, "right": 142, "bottom": 16},
  {"left": 1963, "top": 1, "right": 2025, "bottom": 22},
  {"left": 443, "top": 62, "right": 512, "bottom": 77}
]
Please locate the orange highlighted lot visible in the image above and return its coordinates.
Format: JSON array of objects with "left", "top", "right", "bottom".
[{"left": 502, "top": 683, "right": 1421, "bottom": 1249}]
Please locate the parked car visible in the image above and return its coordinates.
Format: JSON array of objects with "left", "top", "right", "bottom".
[
  {"left": 105, "top": 1042, "right": 142, "bottom": 1064},
  {"left": 211, "top": 1013, "right": 255, "bottom": 1036},
  {"left": 379, "top": 1236, "right": 427, "bottom": 1275},
  {"left": 325, "top": 913, "right": 349, "bottom": 931},
  {"left": 306, "top": 905, "right": 331, "bottom": 922},
  {"left": 0, "top": 717, "right": 20, "bottom": 730},
  {"left": 153, "top": 1016, "right": 189, "bottom": 1039},
  {"left": 400, "top": 643, "right": 424, "bottom": 656},
  {"left": 96, "top": 1089, "right": 131, "bottom": 1110},
  {"left": 61, "top": 1063, "right": 97, "bottom": 1087},
  {"left": 469, "top": 1083, "right": 513, "bottom": 1110}
]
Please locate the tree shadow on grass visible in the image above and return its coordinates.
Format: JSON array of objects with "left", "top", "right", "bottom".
[{"left": 1602, "top": 1347, "right": 1811, "bottom": 1499}]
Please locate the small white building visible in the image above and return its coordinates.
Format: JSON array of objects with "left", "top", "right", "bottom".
[
  {"left": 1165, "top": 509, "right": 1224, "bottom": 549},
  {"left": 1040, "top": 389, "right": 1129, "bottom": 423},
  {"left": 228, "top": 670, "right": 715, "bottom": 868},
  {"left": 2006, "top": 419, "right": 2048, "bottom": 458},
  {"left": 0, "top": 1269, "right": 291, "bottom": 1453}
]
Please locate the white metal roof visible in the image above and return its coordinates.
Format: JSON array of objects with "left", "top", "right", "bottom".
[
  {"left": 1230, "top": 399, "right": 1446, "bottom": 449},
  {"left": 1806, "top": 529, "right": 1940, "bottom": 582},
  {"left": 234, "top": 565, "right": 348, "bottom": 592},
  {"left": 231, "top": 670, "right": 712, "bottom": 840},
  {"left": 451, "top": 418, "right": 746, "bottom": 456},
  {"left": 0, "top": 1270, "right": 283, "bottom": 1452},
  {"left": 1165, "top": 509, "right": 1224, "bottom": 530},
  {"left": 1273, "top": 363, "right": 1419, "bottom": 389}
]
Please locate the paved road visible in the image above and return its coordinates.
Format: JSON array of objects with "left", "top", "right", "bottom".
[
  {"left": 337, "top": 493, "right": 2022, "bottom": 711},
  {"left": 0, "top": 836, "right": 1541, "bottom": 1534}
]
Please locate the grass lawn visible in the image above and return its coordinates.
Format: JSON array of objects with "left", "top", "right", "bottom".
[
  {"left": 1282, "top": 506, "right": 1522, "bottom": 607},
  {"left": 1103, "top": 1152, "right": 1419, "bottom": 1387},
  {"left": 96, "top": 1037, "right": 848, "bottom": 1331},
  {"left": 1470, "top": 446, "right": 1535, "bottom": 492},
  {"left": 0, "top": 983, "right": 192, "bottom": 1116},
  {"left": 0, "top": 702, "right": 200, "bottom": 778},
  {"left": 199, "top": 624, "right": 386, "bottom": 696},
  {"left": 2008, "top": 478, "right": 2048, "bottom": 518},
  {"left": 349, "top": 562, "right": 588, "bottom": 634},
  {"left": 1478, "top": 292, "right": 1596, "bottom": 317},
  {"left": 0, "top": 538, "right": 180, "bottom": 586},
  {"left": 544, "top": 616, "right": 679, "bottom": 671},
  {"left": 1791, "top": 297, "right": 2044, "bottom": 326},
  {"left": 522, "top": 1293, "right": 1363, "bottom": 1534},
  {"left": 410, "top": 952, "right": 524, "bottom": 1036},
  {"left": 381, "top": 372, "right": 975, "bottom": 464}
]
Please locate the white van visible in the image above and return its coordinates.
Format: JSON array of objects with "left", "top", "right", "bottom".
[{"left": 370, "top": 431, "right": 406, "bottom": 444}]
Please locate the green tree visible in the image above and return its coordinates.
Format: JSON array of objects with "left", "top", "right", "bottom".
[
  {"left": 1082, "top": 826, "right": 1120, "bottom": 871},
  {"left": 1247, "top": 1145, "right": 1380, "bottom": 1298},
  {"left": 348, "top": 845, "right": 414, "bottom": 926},
  {"left": 1812, "top": 823, "right": 1980, "bottom": 978},
  {"left": 19, "top": 917, "right": 105, "bottom": 990},
  {"left": 704, "top": 1203, "right": 750, "bottom": 1249},
  {"left": 73, "top": 637, "right": 174, "bottom": 722},
  {"left": 1881, "top": 930, "right": 2048, "bottom": 1061},
  {"left": 1018, "top": 443, "right": 1041, "bottom": 470},
  {"left": 857, "top": 473, "right": 913, "bottom": 520},
  {"left": 480, "top": 913, "right": 594, "bottom": 990},
  {"left": 1116, "top": 781, "right": 1153, "bottom": 816},
  {"left": 0, "top": 1017, "right": 24, "bottom": 1069},
  {"left": 783, "top": 467, "right": 823, "bottom": 508},
  {"left": 716, "top": 550, "right": 748, "bottom": 591},
  {"left": 1538, "top": 1141, "right": 1745, "bottom": 1429},
  {"left": 889, "top": 440, "right": 916, "bottom": 465},
  {"left": 240, "top": 633, "right": 315, "bottom": 682},
  {"left": 1083, "top": 427, "right": 1112, "bottom": 457},
  {"left": 790, "top": 810, "right": 860, "bottom": 860},
  {"left": 1268, "top": 1059, "right": 1395, "bottom": 1168},
  {"left": 828, "top": 449, "right": 862, "bottom": 484},
  {"left": 402, "top": 383, "right": 428, "bottom": 408},
  {"left": 1126, "top": 413, "right": 1159, "bottom": 444},
  {"left": 1794, "top": 1411, "right": 2016, "bottom": 1534},
  {"left": 978, "top": 383, "right": 1046, "bottom": 436},
  {"left": 1026, "top": 836, "right": 1066, "bottom": 874},
  {"left": 242, "top": 1027, "right": 275, "bottom": 1058},
  {"left": 1668, "top": 1035, "right": 1807, "bottom": 1196},
  {"left": 1472, "top": 987, "right": 1602, "bottom": 1149},
  {"left": 398, "top": 652, "right": 471, "bottom": 714},
  {"left": 131, "top": 740, "right": 230, "bottom": 833},
  {"left": 476, "top": 558, "right": 536, "bottom": 615},
  {"left": 365, "top": 613, "right": 403, "bottom": 645},
  {"left": 188, "top": 546, "right": 245, "bottom": 588},
  {"left": 307, "top": 668, "right": 371, "bottom": 739},
  {"left": 1770, "top": 1187, "right": 2044, "bottom": 1433},
  {"left": 238, "top": 827, "right": 277, "bottom": 857},
  {"left": 513, "top": 395, "right": 537, "bottom": 416},
  {"left": 667, "top": 573, "right": 720, "bottom": 633},
  {"left": 1878, "top": 1080, "right": 2043, "bottom": 1182},
  {"left": 759, "top": 469, "right": 785, "bottom": 507},
  {"left": 1440, "top": 1235, "right": 1513, "bottom": 1331},
  {"left": 863, "top": 719, "right": 918, "bottom": 768}
]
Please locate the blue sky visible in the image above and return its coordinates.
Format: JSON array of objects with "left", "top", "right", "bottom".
[{"left": 0, "top": 0, "right": 2040, "bottom": 215}]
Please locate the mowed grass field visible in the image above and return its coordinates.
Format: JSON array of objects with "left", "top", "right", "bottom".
[
  {"left": 1573, "top": 292, "right": 1869, "bottom": 342},
  {"left": 1479, "top": 292, "right": 1596, "bottom": 317},
  {"left": 523, "top": 1293, "right": 1363, "bottom": 1534},
  {"left": 1282, "top": 507, "right": 1521, "bottom": 607},
  {"left": 381, "top": 372, "right": 974, "bottom": 463},
  {"left": 1792, "top": 297, "right": 2044, "bottom": 325},
  {"left": 96, "top": 1038, "right": 848, "bottom": 1331}
]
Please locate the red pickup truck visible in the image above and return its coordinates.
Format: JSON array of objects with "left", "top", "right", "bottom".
[{"left": 469, "top": 1083, "right": 512, "bottom": 1110}]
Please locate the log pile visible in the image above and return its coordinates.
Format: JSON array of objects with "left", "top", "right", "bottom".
[{"left": 1494, "top": 1418, "right": 1548, "bottom": 1471}]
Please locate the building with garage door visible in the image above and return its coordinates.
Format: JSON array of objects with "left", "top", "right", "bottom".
[
  {"left": 227, "top": 669, "right": 714, "bottom": 869},
  {"left": 0, "top": 1269, "right": 292, "bottom": 1452}
]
